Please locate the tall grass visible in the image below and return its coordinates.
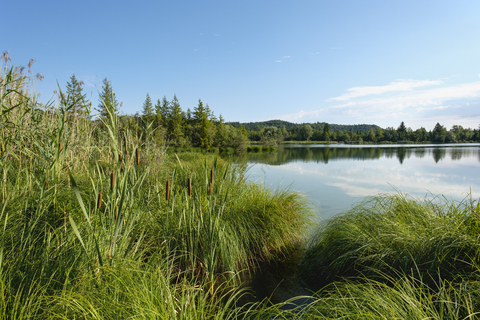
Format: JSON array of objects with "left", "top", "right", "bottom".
[
  {"left": 4, "top": 54, "right": 479, "bottom": 319},
  {"left": 0, "top": 56, "right": 311, "bottom": 318},
  {"left": 300, "top": 192, "right": 480, "bottom": 290}
]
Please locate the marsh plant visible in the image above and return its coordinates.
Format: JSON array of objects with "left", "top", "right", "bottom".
[
  {"left": 2, "top": 54, "right": 480, "bottom": 319},
  {"left": 0, "top": 56, "right": 311, "bottom": 318}
]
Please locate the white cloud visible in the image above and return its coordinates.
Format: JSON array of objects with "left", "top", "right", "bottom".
[
  {"left": 283, "top": 55, "right": 291, "bottom": 58},
  {"left": 278, "top": 79, "right": 480, "bottom": 128},
  {"left": 329, "top": 79, "right": 444, "bottom": 101},
  {"left": 275, "top": 60, "right": 282, "bottom": 63},
  {"left": 431, "top": 105, "right": 461, "bottom": 110}
]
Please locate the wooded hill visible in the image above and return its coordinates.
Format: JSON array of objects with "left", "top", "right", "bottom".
[{"left": 228, "top": 120, "right": 378, "bottom": 133}]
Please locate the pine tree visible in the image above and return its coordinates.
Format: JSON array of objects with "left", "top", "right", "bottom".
[
  {"left": 65, "top": 74, "right": 89, "bottom": 117},
  {"left": 322, "top": 123, "right": 331, "bottom": 141},
  {"left": 167, "top": 94, "right": 185, "bottom": 146},
  {"left": 397, "top": 121, "right": 407, "bottom": 141},
  {"left": 142, "top": 93, "right": 153, "bottom": 116},
  {"left": 215, "top": 114, "right": 228, "bottom": 147},
  {"left": 193, "top": 99, "right": 215, "bottom": 148},
  {"left": 95, "top": 78, "right": 118, "bottom": 119},
  {"left": 155, "top": 96, "right": 169, "bottom": 128}
]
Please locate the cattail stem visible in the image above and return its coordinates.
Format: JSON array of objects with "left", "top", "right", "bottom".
[
  {"left": 108, "top": 236, "right": 115, "bottom": 262},
  {"left": 166, "top": 180, "right": 170, "bottom": 201},
  {"left": 63, "top": 203, "right": 66, "bottom": 235},
  {"left": 111, "top": 171, "right": 115, "bottom": 190},
  {"left": 209, "top": 182, "right": 213, "bottom": 196},
  {"left": 97, "top": 192, "right": 103, "bottom": 209},
  {"left": 188, "top": 177, "right": 192, "bottom": 196}
]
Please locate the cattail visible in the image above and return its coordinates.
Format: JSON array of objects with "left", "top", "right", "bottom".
[
  {"left": 188, "top": 177, "right": 192, "bottom": 196},
  {"left": 111, "top": 171, "right": 115, "bottom": 190},
  {"left": 136, "top": 148, "right": 139, "bottom": 165},
  {"left": 97, "top": 192, "right": 103, "bottom": 209},
  {"left": 63, "top": 204, "right": 66, "bottom": 235},
  {"left": 108, "top": 236, "right": 115, "bottom": 261},
  {"left": 119, "top": 154, "right": 124, "bottom": 172},
  {"left": 124, "top": 136, "right": 127, "bottom": 155},
  {"left": 58, "top": 142, "right": 62, "bottom": 154},
  {"left": 210, "top": 169, "right": 214, "bottom": 184},
  {"left": 166, "top": 180, "right": 170, "bottom": 201}
]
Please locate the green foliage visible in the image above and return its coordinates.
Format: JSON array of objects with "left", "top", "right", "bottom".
[
  {"left": 0, "top": 59, "right": 313, "bottom": 318},
  {"left": 300, "top": 193, "right": 480, "bottom": 290},
  {"left": 142, "top": 93, "right": 153, "bottom": 116},
  {"left": 95, "top": 77, "right": 118, "bottom": 119},
  {"left": 65, "top": 73, "right": 90, "bottom": 117}
]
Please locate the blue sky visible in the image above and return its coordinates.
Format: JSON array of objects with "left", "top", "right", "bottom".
[{"left": 3, "top": 0, "right": 480, "bottom": 130}]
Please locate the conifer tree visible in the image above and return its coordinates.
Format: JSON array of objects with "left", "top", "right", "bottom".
[
  {"left": 193, "top": 99, "right": 215, "bottom": 148},
  {"left": 155, "top": 96, "right": 169, "bottom": 128},
  {"left": 397, "top": 121, "right": 407, "bottom": 141},
  {"left": 95, "top": 78, "right": 118, "bottom": 119},
  {"left": 322, "top": 123, "right": 331, "bottom": 141},
  {"left": 167, "top": 94, "right": 185, "bottom": 146},
  {"left": 142, "top": 93, "right": 153, "bottom": 116},
  {"left": 65, "top": 74, "right": 89, "bottom": 117},
  {"left": 215, "top": 114, "right": 229, "bottom": 147}
]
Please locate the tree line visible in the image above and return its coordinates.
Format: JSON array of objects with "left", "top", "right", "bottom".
[
  {"left": 62, "top": 74, "right": 480, "bottom": 149},
  {"left": 61, "top": 75, "right": 249, "bottom": 151},
  {"left": 234, "top": 120, "right": 480, "bottom": 145}
]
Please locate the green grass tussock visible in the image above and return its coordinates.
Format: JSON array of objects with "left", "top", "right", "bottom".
[{"left": 300, "top": 192, "right": 480, "bottom": 290}]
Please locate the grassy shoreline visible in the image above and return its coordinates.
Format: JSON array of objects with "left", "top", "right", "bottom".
[{"left": 2, "top": 62, "right": 480, "bottom": 318}]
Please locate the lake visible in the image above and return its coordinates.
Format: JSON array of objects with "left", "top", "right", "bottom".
[
  {"left": 239, "top": 143, "right": 480, "bottom": 304},
  {"left": 246, "top": 143, "right": 480, "bottom": 222},
  {"left": 242, "top": 143, "right": 480, "bottom": 303}
]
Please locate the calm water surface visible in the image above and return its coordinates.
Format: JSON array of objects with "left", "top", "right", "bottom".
[
  {"left": 241, "top": 143, "right": 480, "bottom": 304},
  {"left": 247, "top": 143, "right": 480, "bottom": 221}
]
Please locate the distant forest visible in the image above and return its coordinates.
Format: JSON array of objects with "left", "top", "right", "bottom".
[
  {"left": 63, "top": 75, "right": 480, "bottom": 149},
  {"left": 230, "top": 119, "right": 480, "bottom": 146}
]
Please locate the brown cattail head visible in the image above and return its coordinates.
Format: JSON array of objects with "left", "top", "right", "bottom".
[
  {"left": 136, "top": 148, "right": 139, "bottom": 166},
  {"left": 119, "top": 154, "right": 124, "bottom": 172},
  {"left": 111, "top": 171, "right": 115, "bottom": 190},
  {"left": 210, "top": 169, "right": 214, "bottom": 184},
  {"left": 97, "top": 192, "right": 103, "bottom": 209},
  {"left": 188, "top": 177, "right": 192, "bottom": 196},
  {"left": 58, "top": 142, "right": 62, "bottom": 154},
  {"left": 166, "top": 180, "right": 170, "bottom": 201}
]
